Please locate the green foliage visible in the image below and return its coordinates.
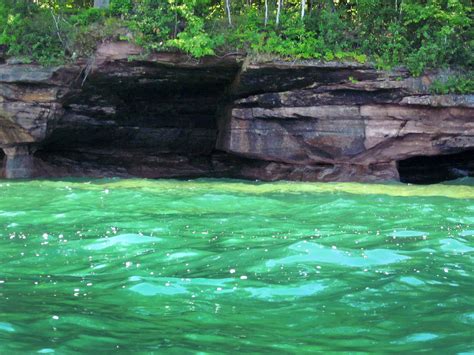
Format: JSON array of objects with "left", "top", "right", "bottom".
[
  {"left": 165, "top": 0, "right": 221, "bottom": 57},
  {"left": 71, "top": 17, "right": 126, "bottom": 57},
  {"left": 168, "top": 19, "right": 220, "bottom": 57},
  {"left": 353, "top": 0, "right": 472, "bottom": 76},
  {"left": 127, "top": 0, "right": 174, "bottom": 49},
  {"left": 0, "top": 0, "right": 472, "bottom": 83},
  {"left": 220, "top": 9, "right": 367, "bottom": 62},
  {"left": 0, "top": 6, "right": 67, "bottom": 65},
  {"left": 110, "top": 0, "right": 134, "bottom": 16},
  {"left": 305, "top": 8, "right": 354, "bottom": 51},
  {"left": 430, "top": 73, "right": 474, "bottom": 94},
  {"left": 348, "top": 76, "right": 358, "bottom": 84},
  {"left": 67, "top": 8, "right": 125, "bottom": 57},
  {"left": 401, "top": 0, "right": 472, "bottom": 75},
  {"left": 69, "top": 8, "right": 106, "bottom": 26}
]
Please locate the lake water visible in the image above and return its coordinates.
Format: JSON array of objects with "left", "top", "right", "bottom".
[{"left": 0, "top": 179, "right": 473, "bottom": 353}]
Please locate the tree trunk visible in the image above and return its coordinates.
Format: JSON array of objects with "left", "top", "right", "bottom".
[
  {"left": 264, "top": 0, "right": 268, "bottom": 26},
  {"left": 276, "top": 0, "right": 282, "bottom": 26},
  {"left": 225, "top": 0, "right": 232, "bottom": 27},
  {"left": 301, "top": 0, "right": 305, "bottom": 19},
  {"left": 94, "top": 0, "right": 109, "bottom": 8}
]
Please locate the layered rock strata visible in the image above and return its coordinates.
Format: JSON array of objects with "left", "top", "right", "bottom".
[
  {"left": 218, "top": 62, "right": 474, "bottom": 181},
  {"left": 1, "top": 42, "right": 473, "bottom": 182}
]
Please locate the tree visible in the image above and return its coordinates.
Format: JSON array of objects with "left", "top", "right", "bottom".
[
  {"left": 225, "top": 0, "right": 232, "bottom": 26},
  {"left": 276, "top": 0, "right": 282, "bottom": 26},
  {"left": 264, "top": 0, "right": 268, "bottom": 26}
]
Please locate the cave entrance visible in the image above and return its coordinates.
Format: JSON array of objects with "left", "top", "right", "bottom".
[
  {"left": 39, "top": 60, "right": 242, "bottom": 178},
  {"left": 397, "top": 149, "right": 474, "bottom": 184}
]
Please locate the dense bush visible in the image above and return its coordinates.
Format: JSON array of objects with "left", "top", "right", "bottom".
[
  {"left": 0, "top": 2, "right": 67, "bottom": 64},
  {"left": 0, "top": 0, "right": 472, "bottom": 88}
]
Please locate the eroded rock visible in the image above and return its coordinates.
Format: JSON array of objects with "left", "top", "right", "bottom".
[
  {"left": 0, "top": 43, "right": 472, "bottom": 182},
  {"left": 218, "top": 62, "right": 473, "bottom": 182},
  {"left": 2, "top": 145, "right": 37, "bottom": 178}
]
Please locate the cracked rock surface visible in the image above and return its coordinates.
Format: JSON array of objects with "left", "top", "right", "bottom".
[{"left": 1, "top": 42, "right": 473, "bottom": 182}]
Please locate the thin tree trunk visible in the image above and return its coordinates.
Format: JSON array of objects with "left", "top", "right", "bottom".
[
  {"left": 276, "top": 0, "right": 282, "bottom": 26},
  {"left": 173, "top": 11, "right": 178, "bottom": 38},
  {"left": 264, "top": 0, "right": 268, "bottom": 26},
  {"left": 225, "top": 0, "right": 232, "bottom": 27},
  {"left": 301, "top": 0, "right": 305, "bottom": 19},
  {"left": 50, "top": 9, "right": 71, "bottom": 55}
]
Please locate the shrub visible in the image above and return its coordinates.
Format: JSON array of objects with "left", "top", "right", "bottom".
[
  {"left": 430, "top": 73, "right": 474, "bottom": 94},
  {"left": 1, "top": 9, "right": 67, "bottom": 65},
  {"left": 0, "top": 0, "right": 471, "bottom": 80}
]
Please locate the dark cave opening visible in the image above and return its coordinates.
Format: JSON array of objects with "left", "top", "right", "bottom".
[
  {"left": 33, "top": 61, "right": 242, "bottom": 178},
  {"left": 398, "top": 149, "right": 474, "bottom": 184}
]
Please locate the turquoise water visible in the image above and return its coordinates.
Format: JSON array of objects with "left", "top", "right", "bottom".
[{"left": 0, "top": 179, "right": 473, "bottom": 353}]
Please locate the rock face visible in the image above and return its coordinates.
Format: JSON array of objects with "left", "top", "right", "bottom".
[
  {"left": 0, "top": 64, "right": 72, "bottom": 177},
  {"left": 218, "top": 62, "right": 474, "bottom": 182},
  {"left": 1, "top": 42, "right": 473, "bottom": 182}
]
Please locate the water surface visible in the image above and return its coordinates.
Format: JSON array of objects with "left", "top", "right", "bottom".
[{"left": 0, "top": 179, "right": 473, "bottom": 352}]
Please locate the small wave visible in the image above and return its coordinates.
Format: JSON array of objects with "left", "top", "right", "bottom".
[{"left": 85, "top": 234, "right": 161, "bottom": 250}]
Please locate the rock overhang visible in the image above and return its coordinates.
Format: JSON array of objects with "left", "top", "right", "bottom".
[{"left": 0, "top": 42, "right": 473, "bottom": 182}]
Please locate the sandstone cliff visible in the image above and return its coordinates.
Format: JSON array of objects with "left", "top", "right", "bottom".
[{"left": 1, "top": 42, "right": 473, "bottom": 183}]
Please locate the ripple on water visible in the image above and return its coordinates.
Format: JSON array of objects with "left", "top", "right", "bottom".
[
  {"left": 129, "top": 277, "right": 236, "bottom": 297},
  {"left": 246, "top": 281, "right": 326, "bottom": 300},
  {"left": 0, "top": 211, "right": 26, "bottom": 217},
  {"left": 459, "top": 313, "right": 474, "bottom": 324},
  {"left": 459, "top": 230, "right": 474, "bottom": 237},
  {"left": 395, "top": 333, "right": 439, "bottom": 343},
  {"left": 399, "top": 276, "right": 425, "bottom": 286},
  {"left": 0, "top": 322, "right": 15, "bottom": 332},
  {"left": 129, "top": 282, "right": 188, "bottom": 296},
  {"left": 390, "top": 230, "right": 428, "bottom": 238},
  {"left": 85, "top": 234, "right": 161, "bottom": 250},
  {"left": 167, "top": 252, "right": 200, "bottom": 260},
  {"left": 265, "top": 242, "right": 409, "bottom": 268},
  {"left": 0, "top": 179, "right": 473, "bottom": 352},
  {"left": 440, "top": 238, "right": 474, "bottom": 253},
  {"left": 447, "top": 217, "right": 474, "bottom": 224}
]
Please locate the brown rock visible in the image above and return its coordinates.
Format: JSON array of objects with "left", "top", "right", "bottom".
[{"left": 0, "top": 46, "right": 472, "bottom": 182}]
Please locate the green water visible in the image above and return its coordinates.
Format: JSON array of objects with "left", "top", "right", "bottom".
[{"left": 0, "top": 179, "right": 473, "bottom": 353}]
